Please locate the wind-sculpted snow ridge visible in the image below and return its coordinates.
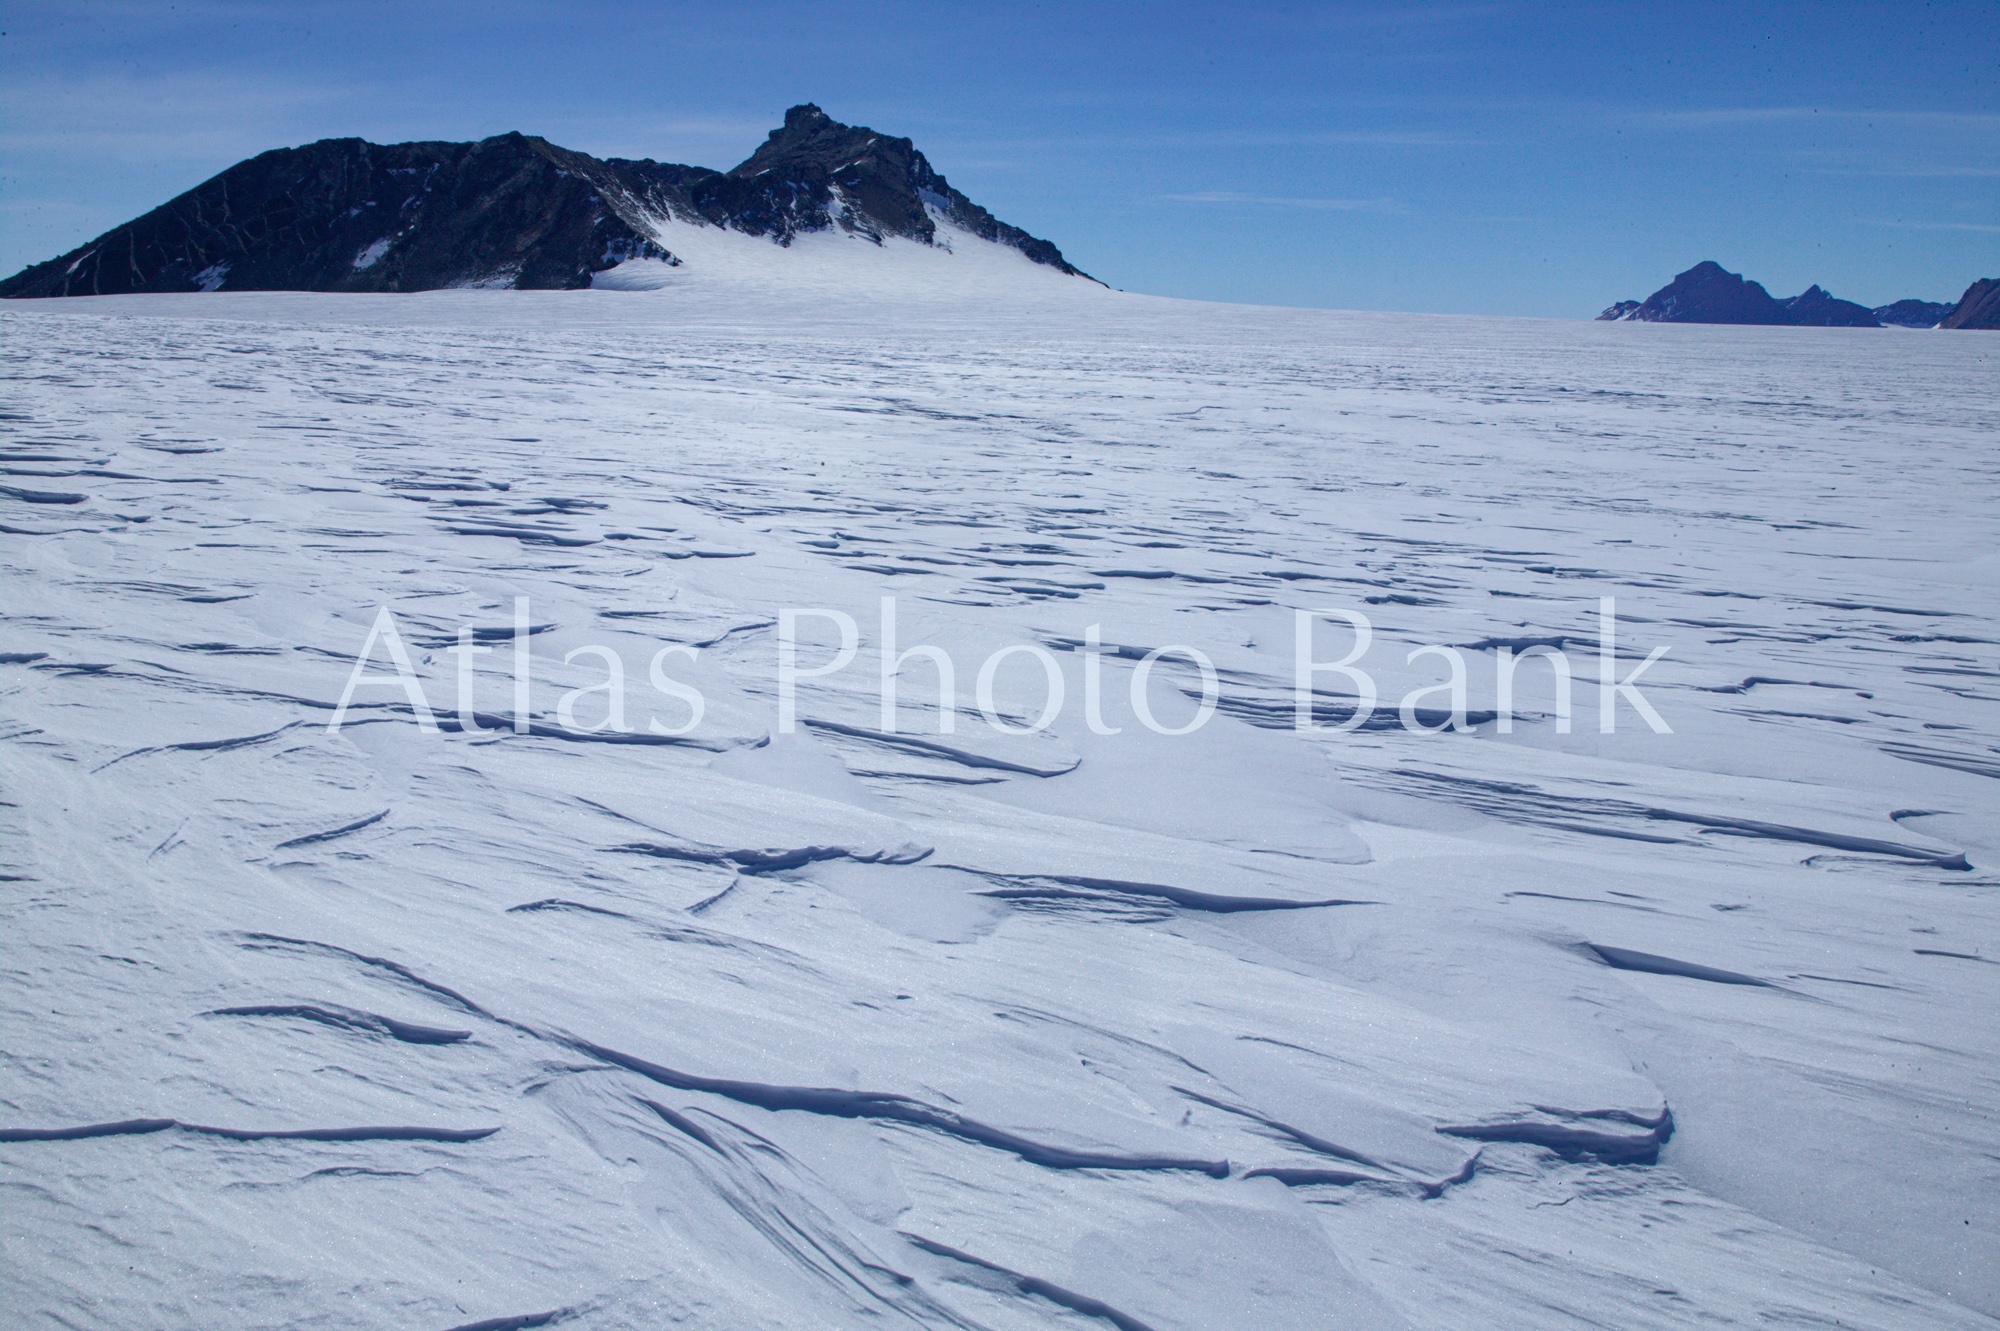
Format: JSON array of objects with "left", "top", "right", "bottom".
[
  {"left": 569, "top": 1038, "right": 1233, "bottom": 1177},
  {"left": 608, "top": 838, "right": 931, "bottom": 873},
  {"left": 4, "top": 294, "right": 1998, "bottom": 1329},
  {"left": 206, "top": 1003, "right": 473, "bottom": 1044},
  {"left": 441, "top": 1312, "right": 569, "bottom": 1331},
  {"left": 900, "top": 1233, "right": 1163, "bottom": 1331},
  {"left": 0, "top": 1119, "right": 498, "bottom": 1143},
  {"left": 962, "top": 869, "right": 1374, "bottom": 914},
  {"left": 1580, "top": 943, "right": 1778, "bottom": 988}
]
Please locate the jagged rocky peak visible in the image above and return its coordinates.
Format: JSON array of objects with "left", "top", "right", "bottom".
[
  {"left": 1598, "top": 261, "right": 1879, "bottom": 327},
  {"left": 1596, "top": 260, "right": 1783, "bottom": 325},
  {"left": 1778, "top": 284, "right": 1881, "bottom": 327},
  {"left": 1939, "top": 277, "right": 2000, "bottom": 330},
  {"left": 0, "top": 106, "right": 1091, "bottom": 298},
  {"left": 705, "top": 103, "right": 1085, "bottom": 273},
  {"left": 731, "top": 102, "right": 911, "bottom": 184},
  {"left": 724, "top": 103, "right": 949, "bottom": 244},
  {"left": 1600, "top": 259, "right": 1960, "bottom": 329}
]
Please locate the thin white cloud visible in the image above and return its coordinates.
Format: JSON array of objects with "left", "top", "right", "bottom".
[
  {"left": 0, "top": 71, "right": 817, "bottom": 174},
  {"left": 928, "top": 128, "right": 1483, "bottom": 158},
  {"left": 0, "top": 198, "right": 89, "bottom": 213},
  {"left": 542, "top": 116, "right": 777, "bottom": 169},
  {"left": 1821, "top": 166, "right": 2000, "bottom": 178},
  {"left": 1161, "top": 129, "right": 1478, "bottom": 149},
  {"left": 1288, "top": 2, "right": 1512, "bottom": 30},
  {"left": 1160, "top": 192, "right": 1401, "bottom": 212},
  {"left": 1867, "top": 219, "right": 2000, "bottom": 234},
  {"left": 5, "top": 0, "right": 559, "bottom": 24},
  {"left": 1639, "top": 107, "right": 2000, "bottom": 131},
  {"left": 0, "top": 70, "right": 388, "bottom": 162}
]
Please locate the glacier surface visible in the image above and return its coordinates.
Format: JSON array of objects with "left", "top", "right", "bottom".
[{"left": 2, "top": 281, "right": 1996, "bottom": 1330}]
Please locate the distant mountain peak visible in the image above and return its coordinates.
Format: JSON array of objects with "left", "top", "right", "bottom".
[
  {"left": 1873, "top": 298, "right": 1952, "bottom": 328},
  {"left": 1, "top": 106, "right": 1094, "bottom": 299},
  {"left": 1938, "top": 278, "right": 2000, "bottom": 329},
  {"left": 1597, "top": 261, "right": 1924, "bottom": 329}
]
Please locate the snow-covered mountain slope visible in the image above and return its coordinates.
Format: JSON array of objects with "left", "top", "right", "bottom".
[
  {"left": 587, "top": 206, "right": 1104, "bottom": 300},
  {"left": 2, "top": 288, "right": 1996, "bottom": 1330}
]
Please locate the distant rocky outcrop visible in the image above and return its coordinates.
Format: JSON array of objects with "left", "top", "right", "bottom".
[
  {"left": 1938, "top": 278, "right": 2000, "bottom": 330},
  {"left": 1871, "top": 299, "right": 1951, "bottom": 329},
  {"left": 1597, "top": 261, "right": 1880, "bottom": 326},
  {"left": 1776, "top": 284, "right": 1882, "bottom": 327},
  {"left": 0, "top": 104, "right": 1090, "bottom": 298}
]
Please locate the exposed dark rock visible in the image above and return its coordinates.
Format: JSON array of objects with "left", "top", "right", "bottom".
[
  {"left": 1939, "top": 278, "right": 2000, "bottom": 330},
  {"left": 1598, "top": 261, "right": 1789, "bottom": 324},
  {"left": 0, "top": 106, "right": 1091, "bottom": 299},
  {"left": 1777, "top": 284, "right": 1880, "bottom": 327},
  {"left": 1872, "top": 299, "right": 1951, "bottom": 328},
  {"left": 1597, "top": 261, "right": 1881, "bottom": 327},
  {"left": 716, "top": 104, "right": 1082, "bottom": 274}
]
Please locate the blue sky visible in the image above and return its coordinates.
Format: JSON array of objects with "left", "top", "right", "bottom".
[{"left": 2, "top": 0, "right": 1994, "bottom": 316}]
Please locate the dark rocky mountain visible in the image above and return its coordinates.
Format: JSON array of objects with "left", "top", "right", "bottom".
[
  {"left": 1596, "top": 261, "right": 1785, "bottom": 324},
  {"left": 1871, "top": 299, "right": 1951, "bottom": 329},
  {"left": 0, "top": 104, "right": 1090, "bottom": 298},
  {"left": 1597, "top": 261, "right": 1880, "bottom": 326},
  {"left": 1774, "top": 284, "right": 1882, "bottom": 327},
  {"left": 1938, "top": 278, "right": 2000, "bottom": 330},
  {"left": 721, "top": 105, "right": 1077, "bottom": 270}
]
